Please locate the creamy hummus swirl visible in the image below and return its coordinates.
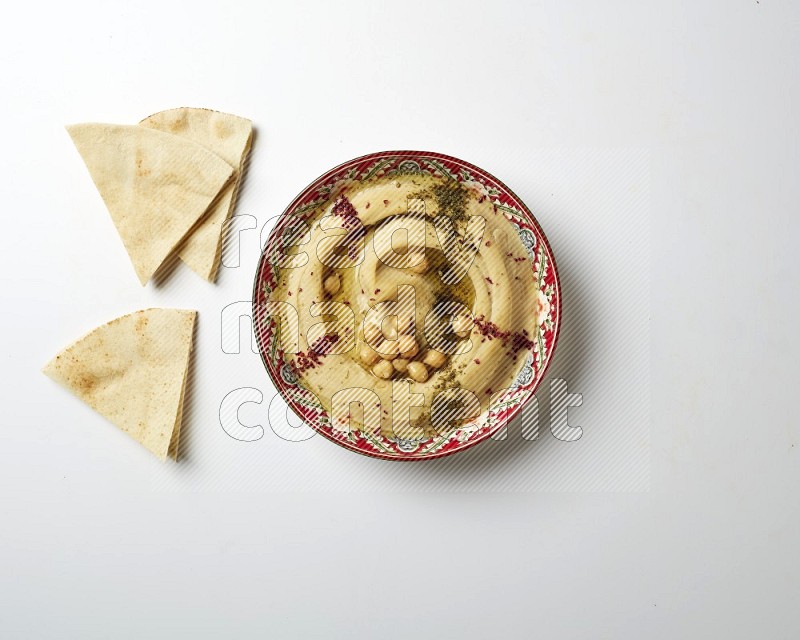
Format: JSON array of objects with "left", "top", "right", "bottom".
[{"left": 268, "top": 175, "right": 538, "bottom": 440}]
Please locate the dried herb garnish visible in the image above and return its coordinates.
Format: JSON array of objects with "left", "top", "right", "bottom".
[
  {"left": 432, "top": 360, "right": 467, "bottom": 393},
  {"left": 431, "top": 183, "right": 469, "bottom": 222}
]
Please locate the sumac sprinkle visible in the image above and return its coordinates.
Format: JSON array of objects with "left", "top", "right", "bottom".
[
  {"left": 474, "top": 315, "right": 535, "bottom": 356},
  {"left": 332, "top": 195, "right": 359, "bottom": 220},
  {"left": 291, "top": 334, "right": 340, "bottom": 374}
]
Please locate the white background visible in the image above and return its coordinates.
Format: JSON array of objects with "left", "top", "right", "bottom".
[{"left": 1, "top": 1, "right": 798, "bottom": 638}]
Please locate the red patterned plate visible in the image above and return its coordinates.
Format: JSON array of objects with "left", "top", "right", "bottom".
[{"left": 253, "top": 151, "right": 561, "bottom": 460}]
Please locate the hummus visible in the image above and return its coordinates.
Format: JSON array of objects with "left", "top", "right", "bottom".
[{"left": 266, "top": 174, "right": 539, "bottom": 440}]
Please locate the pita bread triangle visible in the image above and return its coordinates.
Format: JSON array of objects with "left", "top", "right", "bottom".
[
  {"left": 67, "top": 123, "right": 234, "bottom": 285},
  {"left": 42, "top": 308, "right": 196, "bottom": 461},
  {"left": 167, "top": 354, "right": 190, "bottom": 461},
  {"left": 139, "top": 108, "right": 253, "bottom": 282}
]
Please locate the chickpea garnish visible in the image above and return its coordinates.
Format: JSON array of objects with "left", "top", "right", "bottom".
[
  {"left": 452, "top": 313, "right": 473, "bottom": 338},
  {"left": 398, "top": 335, "right": 419, "bottom": 359},
  {"left": 372, "top": 360, "right": 394, "bottom": 379},
  {"left": 359, "top": 344, "right": 380, "bottom": 366},
  {"left": 377, "top": 340, "right": 400, "bottom": 360},
  {"left": 397, "top": 314, "right": 415, "bottom": 335},
  {"left": 382, "top": 318, "right": 398, "bottom": 341},
  {"left": 407, "top": 361, "right": 429, "bottom": 383},
  {"left": 422, "top": 349, "right": 447, "bottom": 369},
  {"left": 363, "top": 318, "right": 382, "bottom": 344}
]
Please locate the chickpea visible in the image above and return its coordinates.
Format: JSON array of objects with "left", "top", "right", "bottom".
[
  {"left": 359, "top": 344, "right": 380, "bottom": 366},
  {"left": 422, "top": 349, "right": 447, "bottom": 369},
  {"left": 397, "top": 314, "right": 415, "bottom": 335},
  {"left": 323, "top": 273, "right": 340, "bottom": 295},
  {"left": 408, "top": 253, "right": 429, "bottom": 274},
  {"left": 381, "top": 317, "right": 398, "bottom": 341},
  {"left": 452, "top": 313, "right": 473, "bottom": 338},
  {"left": 372, "top": 359, "right": 394, "bottom": 379},
  {"left": 363, "top": 318, "right": 382, "bottom": 344},
  {"left": 378, "top": 340, "right": 400, "bottom": 360},
  {"left": 407, "top": 361, "right": 429, "bottom": 383},
  {"left": 398, "top": 335, "right": 419, "bottom": 359},
  {"left": 393, "top": 358, "right": 409, "bottom": 373}
]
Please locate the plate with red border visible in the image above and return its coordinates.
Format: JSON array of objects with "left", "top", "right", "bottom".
[{"left": 253, "top": 151, "right": 561, "bottom": 461}]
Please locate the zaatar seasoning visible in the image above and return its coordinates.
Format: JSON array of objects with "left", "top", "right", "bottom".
[{"left": 432, "top": 183, "right": 469, "bottom": 222}]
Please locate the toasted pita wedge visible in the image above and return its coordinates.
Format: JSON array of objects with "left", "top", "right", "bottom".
[
  {"left": 67, "top": 123, "right": 234, "bottom": 285},
  {"left": 42, "top": 309, "right": 196, "bottom": 461},
  {"left": 167, "top": 353, "right": 190, "bottom": 461},
  {"left": 139, "top": 108, "right": 253, "bottom": 282}
]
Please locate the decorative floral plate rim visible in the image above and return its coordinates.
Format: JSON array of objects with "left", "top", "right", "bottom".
[{"left": 252, "top": 150, "right": 562, "bottom": 461}]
